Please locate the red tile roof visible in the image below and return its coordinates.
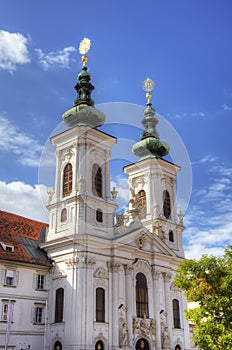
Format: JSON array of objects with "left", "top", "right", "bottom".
[{"left": 0, "top": 210, "right": 51, "bottom": 266}]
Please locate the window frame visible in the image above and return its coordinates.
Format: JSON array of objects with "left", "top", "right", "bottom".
[
  {"left": 55, "top": 288, "right": 64, "bottom": 323},
  {"left": 96, "top": 209, "right": 103, "bottom": 223},
  {"left": 63, "top": 163, "right": 73, "bottom": 197},
  {"left": 33, "top": 303, "right": 46, "bottom": 324},
  {"left": 163, "top": 190, "right": 171, "bottom": 219},
  {"left": 173, "top": 299, "right": 181, "bottom": 329},
  {"left": 2, "top": 269, "right": 18, "bottom": 287},
  {"left": 1, "top": 300, "right": 14, "bottom": 322},
  {"left": 96, "top": 287, "right": 105, "bottom": 322},
  {"left": 136, "top": 273, "right": 149, "bottom": 318},
  {"left": 92, "top": 164, "right": 102, "bottom": 198}
]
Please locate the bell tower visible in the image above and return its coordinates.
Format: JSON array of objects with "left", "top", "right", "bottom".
[
  {"left": 124, "top": 78, "right": 184, "bottom": 257},
  {"left": 46, "top": 38, "right": 117, "bottom": 243}
]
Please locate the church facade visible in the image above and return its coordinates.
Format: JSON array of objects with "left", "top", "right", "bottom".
[{"left": 0, "top": 39, "right": 191, "bottom": 350}]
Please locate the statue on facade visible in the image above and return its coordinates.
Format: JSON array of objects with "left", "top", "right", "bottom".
[
  {"left": 162, "top": 327, "right": 170, "bottom": 349},
  {"left": 120, "top": 322, "right": 129, "bottom": 347}
]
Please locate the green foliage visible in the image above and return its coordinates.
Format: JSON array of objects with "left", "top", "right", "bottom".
[{"left": 174, "top": 246, "right": 232, "bottom": 350}]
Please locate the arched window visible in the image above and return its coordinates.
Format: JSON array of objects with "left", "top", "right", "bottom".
[
  {"left": 136, "top": 273, "right": 149, "bottom": 318},
  {"left": 54, "top": 341, "right": 62, "bottom": 350},
  {"left": 55, "top": 288, "right": 64, "bottom": 323},
  {"left": 137, "top": 190, "right": 146, "bottom": 218},
  {"left": 96, "top": 288, "right": 105, "bottom": 322},
  {"left": 173, "top": 299, "right": 181, "bottom": 328},
  {"left": 96, "top": 209, "right": 103, "bottom": 222},
  {"left": 135, "top": 338, "right": 150, "bottom": 350},
  {"left": 175, "top": 345, "right": 181, "bottom": 350},
  {"left": 92, "top": 164, "right": 102, "bottom": 198},
  {"left": 95, "top": 340, "right": 104, "bottom": 350},
  {"left": 169, "top": 230, "right": 174, "bottom": 242},
  {"left": 63, "top": 163, "right": 72, "bottom": 197},
  {"left": 163, "top": 190, "right": 171, "bottom": 219}
]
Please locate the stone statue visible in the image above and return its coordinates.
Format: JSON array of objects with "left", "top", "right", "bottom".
[
  {"left": 121, "top": 322, "right": 128, "bottom": 347},
  {"left": 162, "top": 327, "right": 170, "bottom": 348}
]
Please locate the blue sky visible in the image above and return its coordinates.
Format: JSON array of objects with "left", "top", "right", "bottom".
[{"left": 0, "top": 0, "right": 231, "bottom": 259}]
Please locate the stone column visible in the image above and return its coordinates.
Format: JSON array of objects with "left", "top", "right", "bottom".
[
  {"left": 162, "top": 272, "right": 172, "bottom": 349},
  {"left": 81, "top": 256, "right": 96, "bottom": 348},
  {"left": 152, "top": 268, "right": 162, "bottom": 350},
  {"left": 124, "top": 264, "right": 134, "bottom": 347},
  {"left": 108, "top": 261, "right": 121, "bottom": 350}
]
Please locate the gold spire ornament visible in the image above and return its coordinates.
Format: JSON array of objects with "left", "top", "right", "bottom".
[
  {"left": 142, "top": 77, "right": 155, "bottom": 104},
  {"left": 79, "top": 37, "right": 91, "bottom": 67}
]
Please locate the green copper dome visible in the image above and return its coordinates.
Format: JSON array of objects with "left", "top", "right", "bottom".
[
  {"left": 132, "top": 102, "right": 169, "bottom": 159},
  {"left": 62, "top": 61, "right": 105, "bottom": 128}
]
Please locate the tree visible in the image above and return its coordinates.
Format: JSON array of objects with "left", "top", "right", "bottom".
[{"left": 174, "top": 246, "right": 232, "bottom": 350}]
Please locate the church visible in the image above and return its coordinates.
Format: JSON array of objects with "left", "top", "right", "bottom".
[{"left": 0, "top": 39, "right": 191, "bottom": 350}]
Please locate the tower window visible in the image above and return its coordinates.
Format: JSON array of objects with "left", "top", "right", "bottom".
[
  {"left": 173, "top": 299, "right": 181, "bottom": 329},
  {"left": 136, "top": 273, "right": 149, "bottom": 318},
  {"left": 92, "top": 164, "right": 102, "bottom": 198},
  {"left": 96, "top": 209, "right": 103, "bottom": 222},
  {"left": 63, "top": 163, "right": 72, "bottom": 197},
  {"left": 136, "top": 190, "right": 146, "bottom": 218},
  {"left": 163, "top": 190, "right": 171, "bottom": 219},
  {"left": 169, "top": 230, "right": 174, "bottom": 242},
  {"left": 55, "top": 288, "right": 64, "bottom": 323},
  {"left": 96, "top": 287, "right": 105, "bottom": 322}
]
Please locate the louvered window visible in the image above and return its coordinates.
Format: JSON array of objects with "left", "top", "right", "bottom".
[{"left": 63, "top": 163, "right": 72, "bottom": 197}]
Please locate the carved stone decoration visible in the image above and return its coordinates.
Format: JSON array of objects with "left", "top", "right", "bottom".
[
  {"left": 94, "top": 268, "right": 109, "bottom": 279},
  {"left": 65, "top": 256, "right": 79, "bottom": 268},
  {"left": 115, "top": 214, "right": 124, "bottom": 227},
  {"left": 47, "top": 187, "right": 55, "bottom": 204},
  {"left": 120, "top": 320, "right": 129, "bottom": 347},
  {"left": 178, "top": 210, "right": 184, "bottom": 225},
  {"left": 163, "top": 272, "right": 172, "bottom": 283},
  {"left": 62, "top": 147, "right": 74, "bottom": 162},
  {"left": 81, "top": 256, "right": 96, "bottom": 268},
  {"left": 78, "top": 176, "right": 86, "bottom": 195},
  {"left": 118, "top": 304, "right": 127, "bottom": 318},
  {"left": 132, "top": 316, "right": 156, "bottom": 344},
  {"left": 162, "top": 327, "right": 170, "bottom": 349},
  {"left": 136, "top": 234, "right": 145, "bottom": 249},
  {"left": 107, "top": 261, "right": 121, "bottom": 272},
  {"left": 153, "top": 221, "right": 165, "bottom": 241}
]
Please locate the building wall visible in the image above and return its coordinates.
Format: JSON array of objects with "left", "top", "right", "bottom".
[{"left": 0, "top": 261, "right": 49, "bottom": 350}]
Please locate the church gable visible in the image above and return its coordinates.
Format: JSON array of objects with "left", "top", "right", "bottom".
[{"left": 113, "top": 226, "right": 177, "bottom": 257}]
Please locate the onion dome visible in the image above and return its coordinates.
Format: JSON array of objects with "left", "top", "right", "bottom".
[
  {"left": 132, "top": 78, "right": 169, "bottom": 159},
  {"left": 62, "top": 38, "right": 105, "bottom": 128}
]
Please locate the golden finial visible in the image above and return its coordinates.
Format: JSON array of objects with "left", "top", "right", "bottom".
[
  {"left": 79, "top": 37, "right": 91, "bottom": 67},
  {"left": 142, "top": 77, "right": 155, "bottom": 104}
]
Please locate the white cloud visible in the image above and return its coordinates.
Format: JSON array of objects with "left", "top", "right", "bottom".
[
  {"left": 173, "top": 111, "right": 205, "bottom": 119},
  {"left": 222, "top": 104, "right": 232, "bottom": 112},
  {"left": 0, "top": 115, "right": 43, "bottom": 166},
  {"left": 0, "top": 30, "right": 30, "bottom": 73},
  {"left": 35, "top": 46, "right": 76, "bottom": 70},
  {"left": 111, "top": 176, "right": 129, "bottom": 211},
  {"left": 183, "top": 161, "right": 232, "bottom": 259},
  {"left": 0, "top": 180, "right": 48, "bottom": 223},
  {"left": 192, "top": 154, "right": 217, "bottom": 165}
]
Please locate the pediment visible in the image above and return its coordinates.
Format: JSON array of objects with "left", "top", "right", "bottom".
[{"left": 113, "top": 225, "right": 176, "bottom": 257}]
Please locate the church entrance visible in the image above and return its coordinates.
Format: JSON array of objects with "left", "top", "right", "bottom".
[
  {"left": 95, "top": 340, "right": 104, "bottom": 350},
  {"left": 135, "top": 338, "right": 150, "bottom": 350},
  {"left": 54, "top": 341, "right": 62, "bottom": 350}
]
